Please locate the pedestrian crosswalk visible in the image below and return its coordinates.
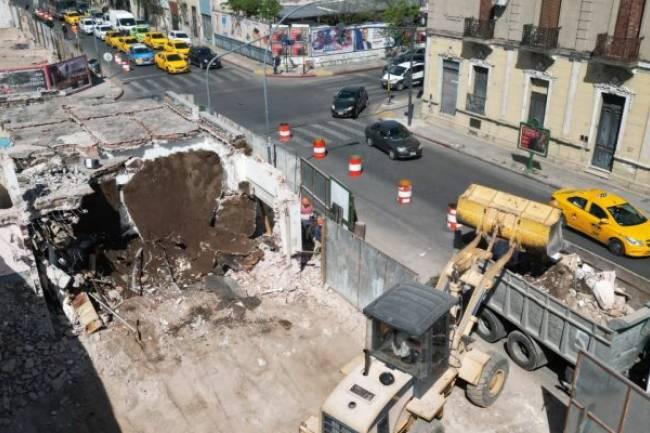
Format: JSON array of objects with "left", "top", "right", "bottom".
[
  {"left": 121, "top": 65, "right": 253, "bottom": 97},
  {"left": 289, "top": 117, "right": 374, "bottom": 149}
]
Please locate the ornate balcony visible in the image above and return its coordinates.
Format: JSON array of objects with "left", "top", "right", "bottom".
[
  {"left": 593, "top": 33, "right": 641, "bottom": 63},
  {"left": 521, "top": 24, "right": 560, "bottom": 50},
  {"left": 463, "top": 18, "right": 495, "bottom": 40}
]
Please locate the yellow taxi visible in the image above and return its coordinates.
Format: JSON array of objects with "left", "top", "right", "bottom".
[
  {"left": 143, "top": 31, "right": 168, "bottom": 50},
  {"left": 162, "top": 40, "right": 191, "bottom": 57},
  {"left": 154, "top": 52, "right": 189, "bottom": 74},
  {"left": 63, "top": 11, "right": 82, "bottom": 25},
  {"left": 105, "top": 31, "right": 124, "bottom": 48},
  {"left": 551, "top": 188, "right": 650, "bottom": 257},
  {"left": 116, "top": 36, "right": 138, "bottom": 53}
]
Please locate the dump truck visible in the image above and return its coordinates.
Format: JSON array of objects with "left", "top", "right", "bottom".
[
  {"left": 300, "top": 184, "right": 564, "bottom": 433},
  {"left": 471, "top": 226, "right": 650, "bottom": 384}
]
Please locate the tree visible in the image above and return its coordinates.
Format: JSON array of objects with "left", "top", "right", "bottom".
[
  {"left": 226, "top": 0, "right": 281, "bottom": 21},
  {"left": 382, "top": 0, "right": 420, "bottom": 48}
]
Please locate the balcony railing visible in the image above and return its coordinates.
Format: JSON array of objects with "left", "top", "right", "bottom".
[
  {"left": 593, "top": 33, "right": 641, "bottom": 63},
  {"left": 463, "top": 18, "right": 495, "bottom": 40},
  {"left": 466, "top": 93, "right": 486, "bottom": 115},
  {"left": 521, "top": 24, "right": 560, "bottom": 50}
]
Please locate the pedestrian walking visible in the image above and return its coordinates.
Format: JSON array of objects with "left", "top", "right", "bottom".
[{"left": 273, "top": 54, "right": 281, "bottom": 74}]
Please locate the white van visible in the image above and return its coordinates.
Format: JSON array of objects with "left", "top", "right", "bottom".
[
  {"left": 381, "top": 62, "right": 425, "bottom": 91},
  {"left": 104, "top": 10, "right": 136, "bottom": 32}
]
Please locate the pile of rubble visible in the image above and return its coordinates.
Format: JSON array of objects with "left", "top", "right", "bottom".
[{"left": 528, "top": 253, "right": 635, "bottom": 326}]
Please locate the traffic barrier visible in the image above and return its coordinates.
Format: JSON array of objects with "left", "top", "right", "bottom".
[
  {"left": 114, "top": 54, "right": 122, "bottom": 64},
  {"left": 313, "top": 138, "right": 326, "bottom": 159},
  {"left": 122, "top": 62, "right": 130, "bottom": 72},
  {"left": 348, "top": 155, "right": 362, "bottom": 177},
  {"left": 278, "top": 123, "right": 291, "bottom": 141},
  {"left": 447, "top": 203, "right": 462, "bottom": 231},
  {"left": 397, "top": 179, "right": 412, "bottom": 205}
]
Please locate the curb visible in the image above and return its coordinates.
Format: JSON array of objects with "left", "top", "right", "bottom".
[{"left": 411, "top": 130, "right": 565, "bottom": 192}]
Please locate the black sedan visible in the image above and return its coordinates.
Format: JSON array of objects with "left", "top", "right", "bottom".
[
  {"left": 365, "top": 120, "right": 422, "bottom": 160},
  {"left": 188, "top": 46, "right": 222, "bottom": 69},
  {"left": 331, "top": 86, "right": 368, "bottom": 118}
]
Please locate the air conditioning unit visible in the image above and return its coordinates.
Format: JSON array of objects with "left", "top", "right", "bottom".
[{"left": 494, "top": 0, "right": 509, "bottom": 6}]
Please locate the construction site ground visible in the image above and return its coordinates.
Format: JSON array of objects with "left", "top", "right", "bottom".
[{"left": 6, "top": 256, "right": 566, "bottom": 433}]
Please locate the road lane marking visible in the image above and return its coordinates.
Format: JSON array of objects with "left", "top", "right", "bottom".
[
  {"left": 330, "top": 120, "right": 365, "bottom": 137},
  {"left": 305, "top": 123, "right": 352, "bottom": 141},
  {"left": 122, "top": 73, "right": 162, "bottom": 83},
  {"left": 286, "top": 129, "right": 313, "bottom": 148},
  {"left": 125, "top": 80, "right": 149, "bottom": 94}
]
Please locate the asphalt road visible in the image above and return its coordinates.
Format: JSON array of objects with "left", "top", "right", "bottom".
[{"left": 72, "top": 29, "right": 650, "bottom": 280}]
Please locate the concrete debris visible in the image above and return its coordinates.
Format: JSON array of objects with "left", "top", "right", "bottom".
[
  {"left": 71, "top": 292, "right": 103, "bottom": 335},
  {"left": 526, "top": 253, "right": 634, "bottom": 325}
]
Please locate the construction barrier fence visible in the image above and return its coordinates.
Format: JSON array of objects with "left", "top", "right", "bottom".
[{"left": 324, "top": 218, "right": 419, "bottom": 310}]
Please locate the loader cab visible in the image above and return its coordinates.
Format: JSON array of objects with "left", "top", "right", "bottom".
[{"left": 363, "top": 283, "right": 458, "bottom": 395}]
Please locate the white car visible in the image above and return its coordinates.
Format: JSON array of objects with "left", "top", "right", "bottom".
[
  {"left": 167, "top": 30, "right": 191, "bottom": 45},
  {"left": 94, "top": 23, "right": 113, "bottom": 40},
  {"left": 80, "top": 18, "right": 96, "bottom": 34},
  {"left": 381, "top": 62, "right": 425, "bottom": 91}
]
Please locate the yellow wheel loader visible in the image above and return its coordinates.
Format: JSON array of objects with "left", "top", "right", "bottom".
[{"left": 300, "top": 184, "right": 563, "bottom": 433}]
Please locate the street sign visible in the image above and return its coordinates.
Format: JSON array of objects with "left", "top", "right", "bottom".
[
  {"left": 103, "top": 52, "right": 113, "bottom": 63},
  {"left": 518, "top": 122, "right": 550, "bottom": 157}
]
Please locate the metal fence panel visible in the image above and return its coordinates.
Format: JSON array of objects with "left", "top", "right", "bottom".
[
  {"left": 301, "top": 158, "right": 329, "bottom": 208},
  {"left": 563, "top": 352, "right": 650, "bottom": 433},
  {"left": 213, "top": 34, "right": 271, "bottom": 64},
  {"left": 325, "top": 219, "right": 418, "bottom": 310}
]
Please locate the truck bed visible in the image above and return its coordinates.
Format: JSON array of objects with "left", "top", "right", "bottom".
[{"left": 485, "top": 242, "right": 650, "bottom": 373}]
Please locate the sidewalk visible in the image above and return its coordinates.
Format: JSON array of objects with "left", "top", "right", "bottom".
[
  {"left": 384, "top": 108, "right": 650, "bottom": 215},
  {"left": 206, "top": 44, "right": 384, "bottom": 77}
]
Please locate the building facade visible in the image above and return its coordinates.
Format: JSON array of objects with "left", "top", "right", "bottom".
[{"left": 421, "top": 0, "right": 650, "bottom": 189}]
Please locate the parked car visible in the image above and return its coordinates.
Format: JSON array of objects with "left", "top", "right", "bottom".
[
  {"left": 94, "top": 24, "right": 112, "bottom": 40},
  {"left": 116, "top": 36, "right": 138, "bottom": 53},
  {"left": 63, "top": 11, "right": 82, "bottom": 25},
  {"left": 551, "top": 188, "right": 650, "bottom": 256},
  {"left": 167, "top": 30, "right": 191, "bottom": 45},
  {"left": 330, "top": 86, "right": 368, "bottom": 118},
  {"left": 79, "top": 17, "right": 96, "bottom": 34},
  {"left": 364, "top": 120, "right": 422, "bottom": 160},
  {"left": 143, "top": 31, "right": 169, "bottom": 50},
  {"left": 187, "top": 46, "right": 221, "bottom": 69},
  {"left": 154, "top": 52, "right": 189, "bottom": 74},
  {"left": 127, "top": 43, "right": 155, "bottom": 66},
  {"left": 130, "top": 21, "right": 150, "bottom": 42},
  {"left": 381, "top": 62, "right": 425, "bottom": 90},
  {"left": 163, "top": 40, "right": 190, "bottom": 57}
]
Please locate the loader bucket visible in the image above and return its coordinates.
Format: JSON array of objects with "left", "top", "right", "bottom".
[{"left": 457, "top": 184, "right": 563, "bottom": 257}]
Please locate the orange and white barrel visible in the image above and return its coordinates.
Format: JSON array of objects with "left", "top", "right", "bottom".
[
  {"left": 122, "top": 62, "right": 130, "bottom": 72},
  {"left": 348, "top": 155, "right": 362, "bottom": 177},
  {"left": 278, "top": 123, "right": 291, "bottom": 141},
  {"left": 313, "top": 138, "right": 327, "bottom": 160},
  {"left": 397, "top": 179, "right": 412, "bottom": 204},
  {"left": 447, "top": 203, "right": 463, "bottom": 231}
]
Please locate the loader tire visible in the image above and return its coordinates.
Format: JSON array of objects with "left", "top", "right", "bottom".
[
  {"left": 506, "top": 330, "right": 547, "bottom": 370},
  {"left": 466, "top": 352, "right": 509, "bottom": 408},
  {"left": 476, "top": 309, "right": 506, "bottom": 343}
]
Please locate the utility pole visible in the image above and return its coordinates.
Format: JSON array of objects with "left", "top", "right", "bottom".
[{"left": 406, "top": 26, "right": 415, "bottom": 126}]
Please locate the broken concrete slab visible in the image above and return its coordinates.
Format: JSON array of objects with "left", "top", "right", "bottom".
[
  {"left": 132, "top": 108, "right": 199, "bottom": 138},
  {"left": 65, "top": 99, "right": 163, "bottom": 120},
  {"left": 83, "top": 116, "right": 150, "bottom": 148}
]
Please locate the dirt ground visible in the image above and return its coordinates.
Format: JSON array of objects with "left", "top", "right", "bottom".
[{"left": 77, "top": 254, "right": 366, "bottom": 433}]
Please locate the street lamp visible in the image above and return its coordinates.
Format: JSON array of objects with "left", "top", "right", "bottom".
[{"left": 204, "top": 0, "right": 344, "bottom": 164}]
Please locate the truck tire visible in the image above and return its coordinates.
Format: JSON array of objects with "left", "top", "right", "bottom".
[
  {"left": 410, "top": 418, "right": 444, "bottom": 433},
  {"left": 476, "top": 309, "right": 507, "bottom": 343},
  {"left": 506, "top": 330, "right": 547, "bottom": 370},
  {"left": 466, "top": 352, "right": 509, "bottom": 408}
]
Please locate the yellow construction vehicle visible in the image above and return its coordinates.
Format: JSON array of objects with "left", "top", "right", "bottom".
[{"left": 300, "top": 184, "right": 563, "bottom": 433}]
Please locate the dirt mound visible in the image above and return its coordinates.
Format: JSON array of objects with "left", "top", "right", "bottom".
[{"left": 123, "top": 151, "right": 224, "bottom": 252}]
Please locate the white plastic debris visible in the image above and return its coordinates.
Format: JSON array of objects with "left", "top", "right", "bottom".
[{"left": 585, "top": 270, "right": 616, "bottom": 310}]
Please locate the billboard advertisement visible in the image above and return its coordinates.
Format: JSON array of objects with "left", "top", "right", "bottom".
[
  {"left": 310, "top": 24, "right": 391, "bottom": 56},
  {"left": 518, "top": 122, "right": 550, "bottom": 157},
  {"left": 46, "top": 56, "right": 91, "bottom": 93},
  {"left": 0, "top": 66, "right": 49, "bottom": 96}
]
